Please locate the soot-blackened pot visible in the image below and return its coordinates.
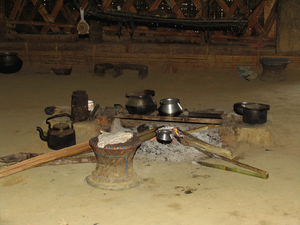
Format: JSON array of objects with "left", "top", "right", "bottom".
[{"left": 242, "top": 103, "right": 270, "bottom": 124}]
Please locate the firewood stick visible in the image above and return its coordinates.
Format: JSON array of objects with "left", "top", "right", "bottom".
[
  {"left": 0, "top": 141, "right": 92, "bottom": 179},
  {"left": 184, "top": 125, "right": 220, "bottom": 134},
  {"left": 193, "top": 161, "right": 269, "bottom": 179},
  {"left": 212, "top": 153, "right": 269, "bottom": 176}
]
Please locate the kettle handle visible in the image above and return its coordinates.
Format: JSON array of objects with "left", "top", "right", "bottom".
[{"left": 46, "top": 113, "right": 74, "bottom": 130}]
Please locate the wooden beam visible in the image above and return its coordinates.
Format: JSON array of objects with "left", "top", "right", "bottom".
[
  {"left": 122, "top": 0, "right": 135, "bottom": 11},
  {"left": 171, "top": 0, "right": 185, "bottom": 18},
  {"left": 9, "top": 0, "right": 23, "bottom": 20},
  {"left": 224, "top": 0, "right": 238, "bottom": 19},
  {"left": 216, "top": 0, "right": 229, "bottom": 13},
  {"left": 41, "top": 0, "right": 64, "bottom": 34},
  {"left": 149, "top": 0, "right": 162, "bottom": 11},
  {"left": 28, "top": 0, "right": 44, "bottom": 21},
  {"left": 243, "top": 0, "right": 267, "bottom": 36},
  {"left": 114, "top": 113, "right": 222, "bottom": 124},
  {"left": 6, "top": 20, "right": 75, "bottom": 28},
  {"left": 30, "top": 0, "right": 60, "bottom": 33},
  {"left": 263, "top": 0, "right": 277, "bottom": 37}
]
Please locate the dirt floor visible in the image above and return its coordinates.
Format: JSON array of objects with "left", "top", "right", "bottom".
[{"left": 0, "top": 63, "right": 299, "bottom": 225}]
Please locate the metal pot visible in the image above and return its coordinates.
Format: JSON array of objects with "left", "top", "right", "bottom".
[
  {"left": 233, "top": 102, "right": 253, "bottom": 115},
  {"left": 36, "top": 113, "right": 76, "bottom": 150},
  {"left": 0, "top": 52, "right": 23, "bottom": 74},
  {"left": 156, "top": 129, "right": 172, "bottom": 144},
  {"left": 158, "top": 98, "right": 182, "bottom": 117},
  {"left": 125, "top": 90, "right": 157, "bottom": 115},
  {"left": 242, "top": 103, "right": 270, "bottom": 124}
]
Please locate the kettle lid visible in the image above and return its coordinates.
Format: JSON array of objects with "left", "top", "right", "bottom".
[{"left": 52, "top": 122, "right": 70, "bottom": 131}]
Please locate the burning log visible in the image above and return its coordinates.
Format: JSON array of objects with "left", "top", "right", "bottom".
[{"left": 174, "top": 128, "right": 233, "bottom": 159}]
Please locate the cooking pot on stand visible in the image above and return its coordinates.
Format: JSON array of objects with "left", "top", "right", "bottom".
[
  {"left": 36, "top": 113, "right": 76, "bottom": 150},
  {"left": 158, "top": 98, "right": 183, "bottom": 117},
  {"left": 125, "top": 90, "right": 157, "bottom": 115},
  {"left": 242, "top": 103, "right": 270, "bottom": 124}
]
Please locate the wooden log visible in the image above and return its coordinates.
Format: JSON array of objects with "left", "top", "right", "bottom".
[
  {"left": 114, "top": 113, "right": 222, "bottom": 124},
  {"left": 0, "top": 142, "right": 92, "bottom": 179},
  {"left": 6, "top": 20, "right": 75, "bottom": 28}
]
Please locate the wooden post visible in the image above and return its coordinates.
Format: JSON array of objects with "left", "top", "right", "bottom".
[
  {"left": 277, "top": 0, "right": 300, "bottom": 52},
  {"left": 0, "top": 0, "right": 5, "bottom": 34}
]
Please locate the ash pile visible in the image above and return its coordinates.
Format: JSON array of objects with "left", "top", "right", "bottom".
[{"left": 134, "top": 123, "right": 222, "bottom": 162}]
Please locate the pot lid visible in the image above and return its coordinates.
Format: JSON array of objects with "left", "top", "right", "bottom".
[{"left": 52, "top": 122, "right": 70, "bottom": 131}]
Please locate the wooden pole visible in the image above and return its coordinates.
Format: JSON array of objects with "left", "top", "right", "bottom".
[{"left": 0, "top": 141, "right": 92, "bottom": 179}]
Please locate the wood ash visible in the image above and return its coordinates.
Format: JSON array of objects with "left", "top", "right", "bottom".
[{"left": 135, "top": 125, "right": 222, "bottom": 162}]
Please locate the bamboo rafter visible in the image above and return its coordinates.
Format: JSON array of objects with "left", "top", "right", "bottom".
[{"left": 3, "top": 0, "right": 277, "bottom": 40}]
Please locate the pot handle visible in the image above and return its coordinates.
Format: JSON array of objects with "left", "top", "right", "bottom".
[{"left": 46, "top": 113, "right": 74, "bottom": 130}]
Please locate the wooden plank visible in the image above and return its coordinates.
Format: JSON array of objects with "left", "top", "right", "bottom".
[
  {"left": 41, "top": 0, "right": 64, "bottom": 34},
  {"left": 0, "top": 142, "right": 92, "bottom": 179},
  {"left": 114, "top": 113, "right": 222, "bottom": 124}
]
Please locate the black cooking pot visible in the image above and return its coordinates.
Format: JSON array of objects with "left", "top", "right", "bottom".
[
  {"left": 125, "top": 90, "right": 157, "bottom": 115},
  {"left": 0, "top": 52, "right": 23, "bottom": 74},
  {"left": 242, "top": 103, "right": 270, "bottom": 124}
]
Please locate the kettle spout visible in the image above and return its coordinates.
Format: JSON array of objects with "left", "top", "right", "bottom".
[{"left": 36, "top": 126, "right": 47, "bottom": 141}]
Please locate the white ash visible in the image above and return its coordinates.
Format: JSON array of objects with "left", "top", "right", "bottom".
[{"left": 135, "top": 127, "right": 222, "bottom": 162}]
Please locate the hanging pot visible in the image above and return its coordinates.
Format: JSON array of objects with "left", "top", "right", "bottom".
[{"left": 242, "top": 103, "right": 270, "bottom": 124}]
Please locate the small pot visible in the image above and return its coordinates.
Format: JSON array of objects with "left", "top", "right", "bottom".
[
  {"left": 242, "top": 103, "right": 270, "bottom": 124},
  {"left": 156, "top": 129, "right": 172, "bottom": 144},
  {"left": 158, "top": 98, "right": 183, "bottom": 117}
]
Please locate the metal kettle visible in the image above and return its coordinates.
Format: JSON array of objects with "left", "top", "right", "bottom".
[{"left": 36, "top": 113, "right": 76, "bottom": 150}]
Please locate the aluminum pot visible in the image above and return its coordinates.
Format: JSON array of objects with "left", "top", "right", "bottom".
[
  {"left": 242, "top": 103, "right": 270, "bottom": 124},
  {"left": 158, "top": 98, "right": 182, "bottom": 117},
  {"left": 156, "top": 129, "right": 172, "bottom": 144}
]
